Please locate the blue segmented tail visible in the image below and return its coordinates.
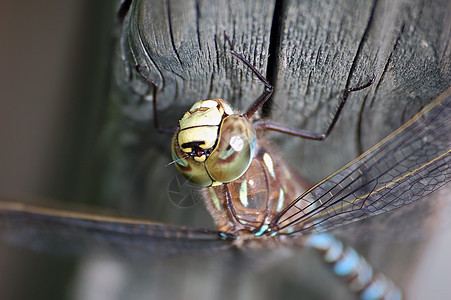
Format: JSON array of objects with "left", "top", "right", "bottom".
[{"left": 305, "top": 233, "right": 402, "bottom": 300}]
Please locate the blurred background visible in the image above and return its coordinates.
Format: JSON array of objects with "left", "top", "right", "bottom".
[
  {"left": 0, "top": 1, "right": 116, "bottom": 204},
  {"left": 0, "top": 1, "right": 116, "bottom": 299}
]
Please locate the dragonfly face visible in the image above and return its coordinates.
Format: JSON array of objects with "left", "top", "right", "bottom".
[
  {"left": 172, "top": 99, "right": 257, "bottom": 187},
  {"left": 169, "top": 95, "right": 310, "bottom": 236}
]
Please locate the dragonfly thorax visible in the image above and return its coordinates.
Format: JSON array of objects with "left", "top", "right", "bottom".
[{"left": 171, "top": 99, "right": 257, "bottom": 187}]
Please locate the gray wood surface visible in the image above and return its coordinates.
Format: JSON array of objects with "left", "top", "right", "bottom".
[{"left": 116, "top": 0, "right": 450, "bottom": 181}]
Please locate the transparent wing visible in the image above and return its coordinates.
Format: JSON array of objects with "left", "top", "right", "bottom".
[
  {"left": 0, "top": 201, "right": 234, "bottom": 257},
  {"left": 272, "top": 88, "right": 451, "bottom": 235}
]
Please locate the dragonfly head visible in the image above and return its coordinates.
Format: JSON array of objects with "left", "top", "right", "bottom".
[{"left": 171, "top": 99, "right": 257, "bottom": 187}]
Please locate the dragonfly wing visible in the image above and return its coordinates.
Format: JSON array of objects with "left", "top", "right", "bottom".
[
  {"left": 273, "top": 88, "right": 451, "bottom": 236},
  {"left": 0, "top": 201, "right": 234, "bottom": 258}
]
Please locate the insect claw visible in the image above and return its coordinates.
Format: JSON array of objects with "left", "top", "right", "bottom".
[
  {"left": 348, "top": 74, "right": 375, "bottom": 93},
  {"left": 223, "top": 31, "right": 233, "bottom": 49}
]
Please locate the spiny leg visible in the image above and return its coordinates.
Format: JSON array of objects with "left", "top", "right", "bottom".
[
  {"left": 135, "top": 64, "right": 176, "bottom": 134},
  {"left": 254, "top": 75, "right": 375, "bottom": 140},
  {"left": 224, "top": 34, "right": 274, "bottom": 119},
  {"left": 224, "top": 33, "right": 374, "bottom": 140}
]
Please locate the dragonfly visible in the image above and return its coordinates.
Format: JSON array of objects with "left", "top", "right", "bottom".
[{"left": 0, "top": 38, "right": 450, "bottom": 299}]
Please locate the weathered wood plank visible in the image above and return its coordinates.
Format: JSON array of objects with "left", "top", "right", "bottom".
[
  {"left": 115, "top": 0, "right": 450, "bottom": 181},
  {"left": 116, "top": 0, "right": 275, "bottom": 124},
  {"left": 271, "top": 0, "right": 451, "bottom": 178}
]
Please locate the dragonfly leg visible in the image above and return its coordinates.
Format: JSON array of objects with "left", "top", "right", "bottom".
[
  {"left": 224, "top": 33, "right": 274, "bottom": 119},
  {"left": 254, "top": 75, "right": 375, "bottom": 140},
  {"left": 135, "top": 64, "right": 176, "bottom": 134}
]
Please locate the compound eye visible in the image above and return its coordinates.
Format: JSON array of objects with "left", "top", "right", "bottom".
[
  {"left": 171, "top": 134, "right": 213, "bottom": 187},
  {"left": 206, "top": 115, "right": 257, "bottom": 183}
]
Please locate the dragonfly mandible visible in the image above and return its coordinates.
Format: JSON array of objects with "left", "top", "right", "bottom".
[{"left": 1, "top": 32, "right": 450, "bottom": 299}]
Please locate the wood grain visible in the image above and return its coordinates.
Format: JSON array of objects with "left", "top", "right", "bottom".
[{"left": 115, "top": 0, "right": 450, "bottom": 180}]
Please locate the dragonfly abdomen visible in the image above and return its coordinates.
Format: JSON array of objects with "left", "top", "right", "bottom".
[{"left": 305, "top": 233, "right": 402, "bottom": 300}]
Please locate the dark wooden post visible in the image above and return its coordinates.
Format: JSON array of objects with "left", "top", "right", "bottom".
[{"left": 116, "top": 0, "right": 449, "bottom": 181}]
